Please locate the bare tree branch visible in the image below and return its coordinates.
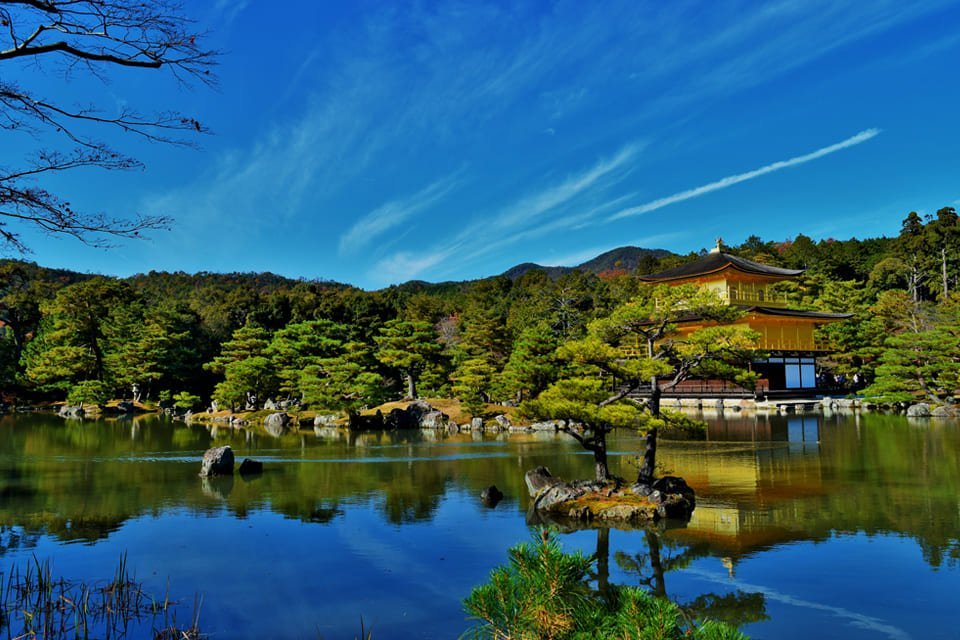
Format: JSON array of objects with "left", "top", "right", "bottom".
[{"left": 0, "top": 0, "right": 217, "bottom": 252}]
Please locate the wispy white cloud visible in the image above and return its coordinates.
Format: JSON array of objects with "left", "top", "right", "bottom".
[
  {"left": 608, "top": 129, "right": 881, "bottom": 221},
  {"left": 339, "top": 175, "right": 461, "bottom": 255},
  {"left": 374, "top": 244, "right": 463, "bottom": 282},
  {"left": 487, "top": 144, "right": 641, "bottom": 230},
  {"left": 136, "top": 1, "right": 947, "bottom": 285},
  {"left": 213, "top": 0, "right": 251, "bottom": 27},
  {"left": 369, "top": 144, "right": 641, "bottom": 283}
]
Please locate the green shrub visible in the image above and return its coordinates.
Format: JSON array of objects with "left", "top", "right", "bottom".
[
  {"left": 463, "top": 530, "right": 747, "bottom": 640},
  {"left": 173, "top": 391, "right": 202, "bottom": 411},
  {"left": 67, "top": 380, "right": 109, "bottom": 407}
]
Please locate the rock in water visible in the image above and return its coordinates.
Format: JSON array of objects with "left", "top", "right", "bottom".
[
  {"left": 239, "top": 458, "right": 263, "bottom": 475},
  {"left": 525, "top": 467, "right": 696, "bottom": 523},
  {"left": 480, "top": 485, "right": 504, "bottom": 507},
  {"left": 264, "top": 412, "right": 291, "bottom": 436},
  {"left": 200, "top": 446, "right": 234, "bottom": 477},
  {"left": 906, "top": 403, "right": 931, "bottom": 418},
  {"left": 58, "top": 405, "right": 85, "bottom": 419}
]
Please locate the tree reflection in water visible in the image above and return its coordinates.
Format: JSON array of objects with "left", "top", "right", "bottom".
[
  {"left": 612, "top": 528, "right": 768, "bottom": 630},
  {"left": 535, "top": 511, "right": 769, "bottom": 632}
]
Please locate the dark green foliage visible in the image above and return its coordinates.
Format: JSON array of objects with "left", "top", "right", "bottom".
[
  {"left": 22, "top": 278, "right": 139, "bottom": 394},
  {"left": 205, "top": 323, "right": 278, "bottom": 410},
  {"left": 463, "top": 532, "right": 747, "bottom": 640},
  {"left": 302, "top": 340, "right": 387, "bottom": 416},
  {"left": 375, "top": 319, "right": 443, "bottom": 399},
  {"left": 523, "top": 284, "right": 757, "bottom": 481},
  {"left": 0, "top": 327, "right": 17, "bottom": 389},
  {"left": 864, "top": 325, "right": 960, "bottom": 403},
  {"left": 173, "top": 391, "right": 201, "bottom": 411},
  {"left": 451, "top": 356, "right": 496, "bottom": 417},
  {"left": 267, "top": 319, "right": 347, "bottom": 398},
  {"left": 67, "top": 380, "right": 110, "bottom": 407},
  {"left": 5, "top": 206, "right": 959, "bottom": 409},
  {"left": 498, "top": 323, "right": 561, "bottom": 403}
]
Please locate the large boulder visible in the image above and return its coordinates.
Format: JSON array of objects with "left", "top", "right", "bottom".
[
  {"left": 381, "top": 400, "right": 449, "bottom": 429},
  {"left": 384, "top": 407, "right": 415, "bottom": 429},
  {"left": 314, "top": 414, "right": 339, "bottom": 426},
  {"left": 350, "top": 411, "right": 385, "bottom": 431},
  {"left": 264, "top": 412, "right": 291, "bottom": 436},
  {"left": 405, "top": 399, "right": 434, "bottom": 422},
  {"left": 906, "top": 403, "right": 931, "bottom": 418},
  {"left": 470, "top": 417, "right": 484, "bottom": 431},
  {"left": 931, "top": 405, "right": 958, "bottom": 418},
  {"left": 116, "top": 401, "right": 135, "bottom": 414},
  {"left": 525, "top": 466, "right": 563, "bottom": 496},
  {"left": 494, "top": 414, "right": 512, "bottom": 430},
  {"left": 407, "top": 400, "right": 449, "bottom": 429},
  {"left": 419, "top": 410, "right": 447, "bottom": 429},
  {"left": 200, "top": 445, "right": 234, "bottom": 477},
  {"left": 58, "top": 405, "right": 84, "bottom": 419}
]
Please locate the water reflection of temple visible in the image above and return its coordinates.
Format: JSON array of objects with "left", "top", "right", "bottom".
[{"left": 661, "top": 413, "right": 828, "bottom": 562}]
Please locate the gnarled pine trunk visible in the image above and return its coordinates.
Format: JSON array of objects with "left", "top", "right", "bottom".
[{"left": 638, "top": 373, "right": 661, "bottom": 484}]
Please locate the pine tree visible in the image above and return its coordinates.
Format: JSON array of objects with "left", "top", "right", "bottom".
[
  {"left": 302, "top": 341, "right": 386, "bottom": 416},
  {"left": 452, "top": 356, "right": 497, "bottom": 418},
  {"left": 863, "top": 295, "right": 960, "bottom": 403},
  {"left": 22, "top": 278, "right": 138, "bottom": 394},
  {"left": 266, "top": 319, "right": 346, "bottom": 399},
  {"left": 525, "top": 285, "right": 758, "bottom": 483},
  {"left": 374, "top": 319, "right": 442, "bottom": 399},
  {"left": 205, "top": 323, "right": 277, "bottom": 410},
  {"left": 498, "top": 323, "right": 561, "bottom": 403}
]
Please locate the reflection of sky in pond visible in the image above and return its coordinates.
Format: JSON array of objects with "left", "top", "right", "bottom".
[{"left": 0, "top": 412, "right": 958, "bottom": 638}]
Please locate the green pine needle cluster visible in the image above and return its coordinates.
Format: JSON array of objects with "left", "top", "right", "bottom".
[{"left": 463, "top": 531, "right": 747, "bottom": 640}]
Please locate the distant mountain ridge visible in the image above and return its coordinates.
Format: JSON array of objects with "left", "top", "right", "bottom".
[
  {"left": 502, "top": 246, "right": 673, "bottom": 280},
  {"left": 2, "top": 246, "right": 674, "bottom": 298}
]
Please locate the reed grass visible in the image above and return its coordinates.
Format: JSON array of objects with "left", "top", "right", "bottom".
[{"left": 0, "top": 553, "right": 204, "bottom": 639}]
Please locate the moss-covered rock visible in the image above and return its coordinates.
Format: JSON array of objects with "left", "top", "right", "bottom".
[{"left": 524, "top": 466, "right": 695, "bottom": 523}]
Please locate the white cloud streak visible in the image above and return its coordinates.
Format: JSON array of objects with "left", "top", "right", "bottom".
[
  {"left": 608, "top": 129, "right": 881, "bottom": 221},
  {"left": 339, "top": 175, "right": 461, "bottom": 255},
  {"left": 486, "top": 143, "right": 641, "bottom": 231},
  {"left": 369, "top": 144, "right": 641, "bottom": 283}
]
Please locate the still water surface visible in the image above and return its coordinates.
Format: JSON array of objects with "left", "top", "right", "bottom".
[{"left": 0, "top": 411, "right": 957, "bottom": 638}]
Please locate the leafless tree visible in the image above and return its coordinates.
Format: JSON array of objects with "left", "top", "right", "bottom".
[{"left": 0, "top": 0, "right": 217, "bottom": 251}]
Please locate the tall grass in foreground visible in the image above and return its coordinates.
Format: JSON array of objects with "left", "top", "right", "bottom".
[
  {"left": 0, "top": 553, "right": 203, "bottom": 639},
  {"left": 463, "top": 530, "right": 747, "bottom": 640}
]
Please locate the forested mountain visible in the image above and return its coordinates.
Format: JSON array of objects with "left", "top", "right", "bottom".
[
  {"left": 1, "top": 207, "right": 958, "bottom": 411},
  {"left": 502, "top": 246, "right": 672, "bottom": 280}
]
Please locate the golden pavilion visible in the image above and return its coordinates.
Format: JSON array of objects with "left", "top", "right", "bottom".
[{"left": 638, "top": 241, "right": 851, "bottom": 395}]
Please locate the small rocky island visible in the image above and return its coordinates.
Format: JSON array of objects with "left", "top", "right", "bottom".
[{"left": 524, "top": 466, "right": 696, "bottom": 524}]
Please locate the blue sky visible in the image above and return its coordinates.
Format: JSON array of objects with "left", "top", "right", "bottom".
[{"left": 8, "top": 0, "right": 960, "bottom": 289}]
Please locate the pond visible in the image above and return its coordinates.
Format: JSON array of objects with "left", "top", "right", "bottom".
[{"left": 0, "top": 410, "right": 957, "bottom": 639}]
